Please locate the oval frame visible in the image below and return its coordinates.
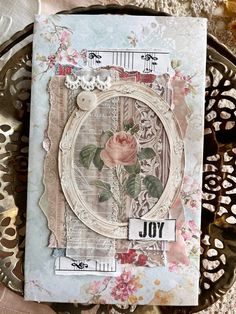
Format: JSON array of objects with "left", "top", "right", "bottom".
[{"left": 58, "top": 81, "right": 184, "bottom": 239}]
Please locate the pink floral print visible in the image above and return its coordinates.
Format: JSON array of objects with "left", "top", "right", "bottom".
[
  {"left": 111, "top": 271, "right": 142, "bottom": 302},
  {"left": 65, "top": 48, "right": 80, "bottom": 65},
  {"left": 100, "top": 131, "right": 138, "bottom": 168},
  {"left": 79, "top": 118, "right": 163, "bottom": 206},
  {"left": 182, "top": 176, "right": 201, "bottom": 213},
  {"left": 117, "top": 249, "right": 148, "bottom": 266},
  {"left": 36, "top": 20, "right": 86, "bottom": 76}
]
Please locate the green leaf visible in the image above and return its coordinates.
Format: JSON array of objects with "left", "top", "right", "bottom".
[
  {"left": 104, "top": 130, "right": 114, "bottom": 137},
  {"left": 138, "top": 148, "right": 156, "bottom": 160},
  {"left": 98, "top": 190, "right": 112, "bottom": 202},
  {"left": 143, "top": 175, "right": 163, "bottom": 198},
  {"left": 90, "top": 180, "right": 111, "bottom": 191},
  {"left": 130, "top": 124, "right": 139, "bottom": 135},
  {"left": 93, "top": 148, "right": 104, "bottom": 171},
  {"left": 125, "top": 174, "right": 141, "bottom": 199},
  {"left": 171, "top": 59, "right": 181, "bottom": 70},
  {"left": 79, "top": 144, "right": 97, "bottom": 169},
  {"left": 101, "top": 130, "right": 114, "bottom": 146},
  {"left": 188, "top": 84, "right": 197, "bottom": 96},
  {"left": 36, "top": 54, "right": 47, "bottom": 62},
  {"left": 102, "top": 130, "right": 114, "bottom": 139},
  {"left": 124, "top": 161, "right": 141, "bottom": 174},
  {"left": 123, "top": 118, "right": 134, "bottom": 131}
]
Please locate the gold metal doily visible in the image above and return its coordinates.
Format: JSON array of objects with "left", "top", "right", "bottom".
[{"left": 0, "top": 5, "right": 236, "bottom": 314}]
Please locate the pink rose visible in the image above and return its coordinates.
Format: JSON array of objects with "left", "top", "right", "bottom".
[
  {"left": 60, "top": 31, "right": 70, "bottom": 47},
  {"left": 166, "top": 230, "right": 190, "bottom": 266},
  {"left": 188, "top": 220, "right": 197, "bottom": 232},
  {"left": 100, "top": 131, "right": 138, "bottom": 168},
  {"left": 169, "top": 262, "right": 178, "bottom": 272},
  {"left": 66, "top": 48, "right": 79, "bottom": 65},
  {"left": 136, "top": 253, "right": 148, "bottom": 266},
  {"left": 111, "top": 271, "right": 138, "bottom": 302},
  {"left": 182, "top": 230, "right": 192, "bottom": 241},
  {"left": 117, "top": 249, "right": 137, "bottom": 264}
]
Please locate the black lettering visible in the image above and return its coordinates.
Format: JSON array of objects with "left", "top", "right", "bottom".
[
  {"left": 148, "top": 222, "right": 157, "bottom": 238},
  {"left": 139, "top": 221, "right": 147, "bottom": 238},
  {"left": 157, "top": 222, "right": 165, "bottom": 238}
]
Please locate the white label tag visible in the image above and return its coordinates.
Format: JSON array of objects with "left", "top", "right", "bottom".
[
  {"left": 128, "top": 219, "right": 176, "bottom": 241},
  {"left": 55, "top": 257, "right": 120, "bottom": 276},
  {"left": 87, "top": 49, "right": 172, "bottom": 75}
]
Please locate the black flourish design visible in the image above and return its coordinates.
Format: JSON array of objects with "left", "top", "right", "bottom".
[
  {"left": 88, "top": 52, "right": 102, "bottom": 63},
  {"left": 71, "top": 261, "right": 89, "bottom": 269},
  {"left": 141, "top": 54, "right": 158, "bottom": 62}
]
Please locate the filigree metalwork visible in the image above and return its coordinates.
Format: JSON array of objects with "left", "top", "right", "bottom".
[
  {"left": 0, "top": 5, "right": 235, "bottom": 314},
  {"left": 0, "top": 207, "right": 22, "bottom": 293},
  {"left": 0, "top": 43, "right": 32, "bottom": 294},
  {"left": 199, "top": 44, "right": 236, "bottom": 310}
]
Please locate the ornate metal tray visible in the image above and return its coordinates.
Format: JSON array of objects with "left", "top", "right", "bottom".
[{"left": 0, "top": 5, "right": 236, "bottom": 314}]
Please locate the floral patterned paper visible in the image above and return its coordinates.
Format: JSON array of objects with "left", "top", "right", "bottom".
[{"left": 25, "top": 14, "right": 207, "bottom": 305}]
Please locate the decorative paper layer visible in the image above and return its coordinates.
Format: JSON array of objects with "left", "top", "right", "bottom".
[
  {"left": 39, "top": 76, "right": 68, "bottom": 248},
  {"left": 25, "top": 15, "right": 206, "bottom": 305},
  {"left": 43, "top": 68, "right": 182, "bottom": 264}
]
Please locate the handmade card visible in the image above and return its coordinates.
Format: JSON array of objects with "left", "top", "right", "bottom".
[{"left": 25, "top": 14, "right": 207, "bottom": 305}]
